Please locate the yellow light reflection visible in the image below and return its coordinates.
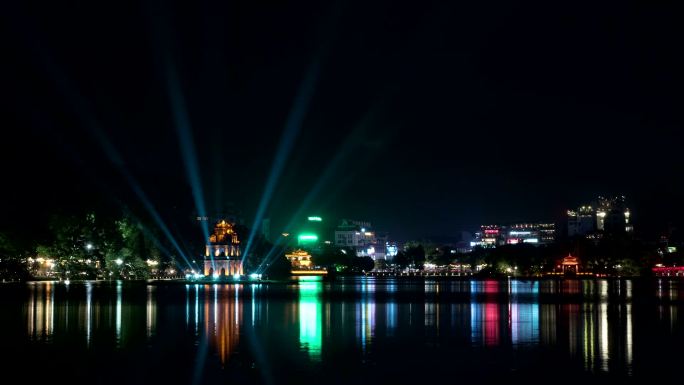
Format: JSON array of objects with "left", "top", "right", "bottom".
[
  {"left": 27, "top": 282, "right": 54, "bottom": 342},
  {"left": 204, "top": 285, "right": 242, "bottom": 367}
]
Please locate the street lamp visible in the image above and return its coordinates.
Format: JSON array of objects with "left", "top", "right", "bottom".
[
  {"left": 115, "top": 259, "right": 123, "bottom": 266},
  {"left": 86, "top": 243, "right": 93, "bottom": 250}
]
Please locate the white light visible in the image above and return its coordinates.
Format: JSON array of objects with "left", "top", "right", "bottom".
[
  {"left": 86, "top": 243, "right": 93, "bottom": 250},
  {"left": 509, "top": 231, "right": 531, "bottom": 236},
  {"left": 249, "top": 273, "right": 261, "bottom": 280},
  {"left": 361, "top": 228, "right": 366, "bottom": 232},
  {"left": 115, "top": 259, "right": 123, "bottom": 266},
  {"left": 233, "top": 274, "right": 241, "bottom": 280}
]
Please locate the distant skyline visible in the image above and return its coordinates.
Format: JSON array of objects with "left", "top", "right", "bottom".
[{"left": 3, "top": 0, "right": 683, "bottom": 241}]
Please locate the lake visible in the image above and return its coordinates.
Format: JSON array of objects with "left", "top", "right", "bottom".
[{"left": 1, "top": 277, "right": 683, "bottom": 384}]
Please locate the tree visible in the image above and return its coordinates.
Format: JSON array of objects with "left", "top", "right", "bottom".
[
  {"left": 312, "top": 244, "right": 351, "bottom": 269},
  {"left": 353, "top": 256, "right": 375, "bottom": 272},
  {"left": 405, "top": 244, "right": 426, "bottom": 270},
  {"left": 0, "top": 232, "right": 30, "bottom": 280},
  {"left": 262, "top": 255, "right": 292, "bottom": 279},
  {"left": 393, "top": 251, "right": 410, "bottom": 269}
]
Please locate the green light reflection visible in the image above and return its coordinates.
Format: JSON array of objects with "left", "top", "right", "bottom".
[{"left": 299, "top": 278, "right": 322, "bottom": 361}]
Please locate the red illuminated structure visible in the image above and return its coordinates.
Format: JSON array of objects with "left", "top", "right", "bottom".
[
  {"left": 652, "top": 266, "right": 684, "bottom": 277},
  {"left": 556, "top": 254, "right": 579, "bottom": 276}
]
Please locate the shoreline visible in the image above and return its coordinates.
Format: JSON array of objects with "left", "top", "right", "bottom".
[{"left": 4, "top": 274, "right": 681, "bottom": 285}]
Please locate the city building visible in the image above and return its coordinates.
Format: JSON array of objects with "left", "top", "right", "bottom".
[
  {"left": 505, "top": 223, "right": 556, "bottom": 245},
  {"left": 472, "top": 223, "right": 556, "bottom": 247},
  {"left": 470, "top": 225, "right": 502, "bottom": 248},
  {"left": 567, "top": 195, "right": 633, "bottom": 237},
  {"left": 567, "top": 205, "right": 596, "bottom": 237},
  {"left": 204, "top": 220, "right": 243, "bottom": 277},
  {"left": 334, "top": 219, "right": 386, "bottom": 260},
  {"left": 297, "top": 216, "right": 326, "bottom": 249},
  {"left": 596, "top": 195, "right": 633, "bottom": 233},
  {"left": 261, "top": 218, "right": 271, "bottom": 242}
]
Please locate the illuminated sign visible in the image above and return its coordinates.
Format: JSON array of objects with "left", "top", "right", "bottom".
[
  {"left": 307, "top": 216, "right": 322, "bottom": 222},
  {"left": 668, "top": 247, "right": 677, "bottom": 253},
  {"left": 509, "top": 231, "right": 531, "bottom": 236},
  {"left": 523, "top": 238, "right": 539, "bottom": 243},
  {"left": 484, "top": 229, "right": 499, "bottom": 234},
  {"left": 483, "top": 238, "right": 497, "bottom": 243},
  {"left": 298, "top": 234, "right": 318, "bottom": 243},
  {"left": 507, "top": 239, "right": 519, "bottom": 244}
]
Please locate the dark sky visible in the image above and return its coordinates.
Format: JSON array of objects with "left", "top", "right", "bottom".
[{"left": 2, "top": 0, "right": 683, "bottom": 240}]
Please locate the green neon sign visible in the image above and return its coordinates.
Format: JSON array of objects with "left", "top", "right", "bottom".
[
  {"left": 298, "top": 234, "right": 318, "bottom": 241},
  {"left": 307, "top": 216, "right": 322, "bottom": 222}
]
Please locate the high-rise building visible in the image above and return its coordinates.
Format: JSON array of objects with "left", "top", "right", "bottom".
[
  {"left": 297, "top": 216, "right": 325, "bottom": 249},
  {"left": 261, "top": 218, "right": 271, "bottom": 242},
  {"left": 567, "top": 205, "right": 596, "bottom": 237},
  {"left": 567, "top": 195, "right": 633, "bottom": 237}
]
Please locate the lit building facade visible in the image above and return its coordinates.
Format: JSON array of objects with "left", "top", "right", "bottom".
[
  {"left": 506, "top": 223, "right": 556, "bottom": 245},
  {"left": 297, "top": 216, "right": 326, "bottom": 249},
  {"left": 472, "top": 223, "right": 556, "bottom": 247},
  {"left": 567, "top": 195, "right": 633, "bottom": 237},
  {"left": 471, "top": 225, "right": 503, "bottom": 248},
  {"left": 204, "top": 220, "right": 243, "bottom": 277},
  {"left": 334, "top": 219, "right": 386, "bottom": 260},
  {"left": 567, "top": 205, "right": 596, "bottom": 237}
]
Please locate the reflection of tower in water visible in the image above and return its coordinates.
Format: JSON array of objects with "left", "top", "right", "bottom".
[{"left": 204, "top": 285, "right": 243, "bottom": 367}]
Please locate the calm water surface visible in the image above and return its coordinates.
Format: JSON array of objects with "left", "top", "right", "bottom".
[{"left": 1, "top": 277, "right": 683, "bottom": 384}]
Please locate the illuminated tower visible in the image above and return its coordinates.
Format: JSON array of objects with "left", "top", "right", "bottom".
[{"left": 204, "top": 220, "right": 243, "bottom": 277}]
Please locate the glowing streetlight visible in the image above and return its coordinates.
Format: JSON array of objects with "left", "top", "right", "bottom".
[
  {"left": 86, "top": 243, "right": 93, "bottom": 250},
  {"left": 115, "top": 259, "right": 123, "bottom": 266}
]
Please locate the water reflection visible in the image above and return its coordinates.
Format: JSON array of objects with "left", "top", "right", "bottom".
[
  {"left": 27, "top": 282, "right": 54, "bottom": 341},
  {"left": 299, "top": 278, "right": 322, "bottom": 360},
  {"left": 470, "top": 280, "right": 501, "bottom": 347},
  {"left": 146, "top": 285, "right": 156, "bottom": 340},
  {"left": 86, "top": 282, "right": 91, "bottom": 346},
  {"left": 204, "top": 285, "right": 242, "bottom": 366},
  {"left": 14, "top": 278, "right": 682, "bottom": 382},
  {"left": 116, "top": 281, "right": 122, "bottom": 346},
  {"left": 510, "top": 281, "right": 539, "bottom": 346}
]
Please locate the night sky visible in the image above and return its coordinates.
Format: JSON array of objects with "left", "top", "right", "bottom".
[{"left": 3, "top": 0, "right": 683, "bottom": 240}]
